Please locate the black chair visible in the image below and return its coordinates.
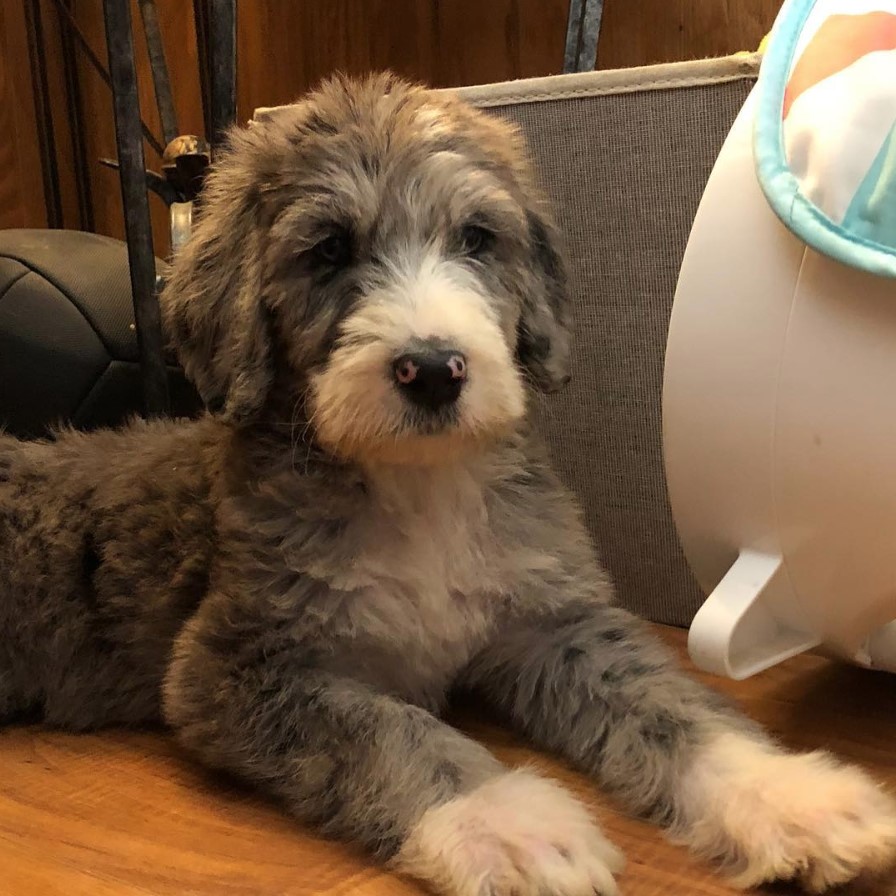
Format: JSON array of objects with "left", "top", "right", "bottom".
[{"left": 0, "top": 229, "right": 201, "bottom": 439}]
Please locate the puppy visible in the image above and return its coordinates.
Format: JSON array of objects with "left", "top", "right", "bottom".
[{"left": 1, "top": 74, "right": 895, "bottom": 895}]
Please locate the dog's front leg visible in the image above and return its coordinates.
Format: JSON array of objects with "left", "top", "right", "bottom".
[
  {"left": 463, "top": 600, "right": 896, "bottom": 892},
  {"left": 163, "top": 600, "right": 623, "bottom": 896}
]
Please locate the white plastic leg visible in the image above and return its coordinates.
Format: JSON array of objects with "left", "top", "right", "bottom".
[
  {"left": 855, "top": 621, "right": 896, "bottom": 672},
  {"left": 687, "top": 549, "right": 821, "bottom": 680}
]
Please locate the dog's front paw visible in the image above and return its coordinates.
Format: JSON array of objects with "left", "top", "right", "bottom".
[
  {"left": 394, "top": 769, "right": 624, "bottom": 896},
  {"left": 680, "top": 731, "right": 896, "bottom": 892}
]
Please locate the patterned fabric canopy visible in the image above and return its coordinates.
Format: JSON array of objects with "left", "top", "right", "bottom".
[{"left": 755, "top": 0, "right": 896, "bottom": 277}]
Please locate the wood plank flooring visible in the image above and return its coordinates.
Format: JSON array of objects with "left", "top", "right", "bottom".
[{"left": 1, "top": 626, "right": 894, "bottom": 896}]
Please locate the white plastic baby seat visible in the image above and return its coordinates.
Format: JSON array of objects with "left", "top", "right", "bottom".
[{"left": 663, "top": 1, "right": 896, "bottom": 679}]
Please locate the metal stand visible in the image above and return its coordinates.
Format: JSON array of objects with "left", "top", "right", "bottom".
[
  {"left": 56, "top": 0, "right": 94, "bottom": 232},
  {"left": 564, "top": 0, "right": 604, "bottom": 73},
  {"left": 24, "top": 0, "right": 63, "bottom": 228},
  {"left": 137, "top": 0, "right": 179, "bottom": 147},
  {"left": 102, "top": 0, "right": 170, "bottom": 417},
  {"left": 194, "top": 0, "right": 237, "bottom": 149},
  {"left": 98, "top": 0, "right": 237, "bottom": 419},
  {"left": 209, "top": 0, "right": 237, "bottom": 147}
]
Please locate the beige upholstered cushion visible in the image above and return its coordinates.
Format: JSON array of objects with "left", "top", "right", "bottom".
[{"left": 456, "top": 57, "right": 759, "bottom": 625}]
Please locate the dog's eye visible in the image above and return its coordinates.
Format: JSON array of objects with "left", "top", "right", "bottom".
[
  {"left": 311, "top": 231, "right": 353, "bottom": 268},
  {"left": 460, "top": 224, "right": 495, "bottom": 258}
]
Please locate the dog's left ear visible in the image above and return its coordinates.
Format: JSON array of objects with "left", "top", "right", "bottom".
[{"left": 517, "top": 204, "right": 573, "bottom": 392}]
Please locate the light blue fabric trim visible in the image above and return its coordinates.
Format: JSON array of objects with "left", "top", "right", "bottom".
[
  {"left": 842, "top": 122, "right": 896, "bottom": 251},
  {"left": 753, "top": 0, "right": 896, "bottom": 278}
]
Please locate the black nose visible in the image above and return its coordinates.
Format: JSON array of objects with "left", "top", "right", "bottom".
[{"left": 393, "top": 350, "right": 467, "bottom": 411}]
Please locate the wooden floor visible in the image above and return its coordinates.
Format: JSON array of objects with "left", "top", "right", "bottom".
[{"left": 1, "top": 626, "right": 894, "bottom": 896}]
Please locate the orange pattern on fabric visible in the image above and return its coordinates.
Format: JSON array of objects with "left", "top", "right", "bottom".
[{"left": 783, "top": 11, "right": 896, "bottom": 118}]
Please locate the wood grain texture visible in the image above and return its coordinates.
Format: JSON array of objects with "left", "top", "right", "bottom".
[
  {"left": 2, "top": 0, "right": 781, "bottom": 247},
  {"left": 0, "top": 626, "right": 893, "bottom": 896},
  {"left": 235, "top": 0, "right": 570, "bottom": 118},
  {"left": 0, "top": 0, "right": 48, "bottom": 230},
  {"left": 598, "top": 0, "right": 781, "bottom": 69}
]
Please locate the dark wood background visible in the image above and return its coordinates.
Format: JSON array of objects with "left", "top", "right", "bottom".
[{"left": 1, "top": 0, "right": 780, "bottom": 253}]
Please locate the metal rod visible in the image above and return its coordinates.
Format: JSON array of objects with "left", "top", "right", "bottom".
[
  {"left": 564, "top": 0, "right": 583, "bottom": 73},
  {"left": 578, "top": 0, "right": 603, "bottom": 71},
  {"left": 49, "top": 0, "right": 165, "bottom": 157},
  {"left": 56, "top": 0, "right": 94, "bottom": 231},
  {"left": 563, "top": 0, "right": 603, "bottom": 73},
  {"left": 24, "top": 0, "right": 63, "bottom": 228},
  {"left": 137, "top": 0, "right": 179, "bottom": 146},
  {"left": 102, "top": 0, "right": 170, "bottom": 417},
  {"left": 192, "top": 0, "right": 213, "bottom": 141},
  {"left": 208, "top": 0, "right": 237, "bottom": 146}
]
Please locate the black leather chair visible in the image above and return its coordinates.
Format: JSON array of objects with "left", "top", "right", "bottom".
[{"left": 0, "top": 229, "right": 202, "bottom": 439}]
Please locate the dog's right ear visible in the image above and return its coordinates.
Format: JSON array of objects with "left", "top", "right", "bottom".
[
  {"left": 160, "top": 128, "right": 276, "bottom": 424},
  {"left": 516, "top": 204, "right": 573, "bottom": 393}
]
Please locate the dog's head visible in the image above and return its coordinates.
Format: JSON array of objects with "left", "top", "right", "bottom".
[{"left": 162, "top": 73, "right": 571, "bottom": 465}]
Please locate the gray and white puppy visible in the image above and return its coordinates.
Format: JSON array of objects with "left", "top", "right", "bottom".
[{"left": 1, "top": 74, "right": 895, "bottom": 895}]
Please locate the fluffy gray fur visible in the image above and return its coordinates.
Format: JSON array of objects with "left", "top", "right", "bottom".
[{"left": 1, "top": 74, "right": 894, "bottom": 895}]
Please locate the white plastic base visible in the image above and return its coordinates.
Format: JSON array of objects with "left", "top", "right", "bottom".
[
  {"left": 855, "top": 621, "right": 896, "bottom": 673},
  {"left": 664, "top": 87, "right": 896, "bottom": 678},
  {"left": 688, "top": 551, "right": 821, "bottom": 680}
]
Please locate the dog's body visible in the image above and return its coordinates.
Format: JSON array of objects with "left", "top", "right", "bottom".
[
  {"left": 0, "top": 415, "right": 598, "bottom": 728},
  {"left": 1, "top": 75, "right": 895, "bottom": 895}
]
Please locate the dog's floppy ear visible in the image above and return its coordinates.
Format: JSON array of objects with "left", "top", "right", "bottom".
[
  {"left": 160, "top": 129, "right": 275, "bottom": 424},
  {"left": 517, "top": 203, "right": 573, "bottom": 392}
]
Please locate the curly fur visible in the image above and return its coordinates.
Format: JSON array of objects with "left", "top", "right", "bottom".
[{"left": 1, "top": 74, "right": 894, "bottom": 895}]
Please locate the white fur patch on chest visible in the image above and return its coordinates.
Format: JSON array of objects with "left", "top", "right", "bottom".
[
  {"left": 361, "top": 464, "right": 498, "bottom": 591},
  {"left": 311, "top": 460, "right": 507, "bottom": 665}
]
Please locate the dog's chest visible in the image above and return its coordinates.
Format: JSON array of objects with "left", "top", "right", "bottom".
[{"left": 309, "top": 464, "right": 510, "bottom": 678}]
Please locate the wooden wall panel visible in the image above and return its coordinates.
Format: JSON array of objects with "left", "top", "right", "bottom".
[
  {"left": 0, "top": 1, "right": 48, "bottom": 230},
  {"left": 430, "top": 0, "right": 570, "bottom": 88},
  {"left": 236, "top": 1, "right": 570, "bottom": 119},
  {"left": 1, "top": 0, "right": 781, "bottom": 247},
  {"left": 598, "top": 0, "right": 780, "bottom": 69}
]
